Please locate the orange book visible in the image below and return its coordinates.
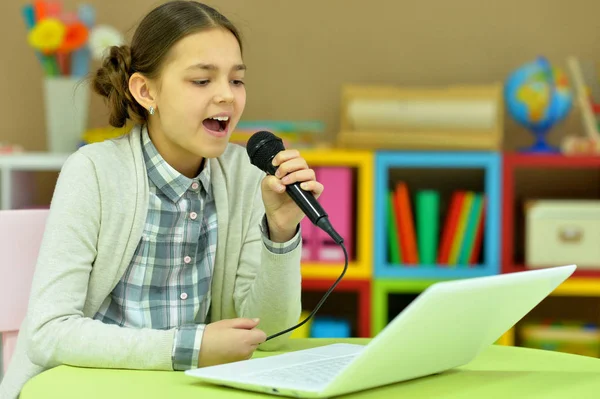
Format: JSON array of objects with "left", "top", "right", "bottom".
[
  {"left": 395, "top": 182, "right": 419, "bottom": 264},
  {"left": 437, "top": 191, "right": 466, "bottom": 265}
]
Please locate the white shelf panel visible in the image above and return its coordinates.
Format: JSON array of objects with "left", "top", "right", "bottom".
[
  {"left": 0, "top": 153, "right": 70, "bottom": 170},
  {"left": 0, "top": 152, "right": 71, "bottom": 209}
]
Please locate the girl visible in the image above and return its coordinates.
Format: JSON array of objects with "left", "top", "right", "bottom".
[{"left": 0, "top": 1, "right": 322, "bottom": 397}]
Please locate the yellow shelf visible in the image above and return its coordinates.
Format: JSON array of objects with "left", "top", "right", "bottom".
[
  {"left": 299, "top": 149, "right": 372, "bottom": 165},
  {"left": 551, "top": 278, "right": 600, "bottom": 297},
  {"left": 299, "top": 149, "right": 374, "bottom": 280},
  {"left": 301, "top": 261, "right": 370, "bottom": 280},
  {"left": 497, "top": 330, "right": 515, "bottom": 346}
]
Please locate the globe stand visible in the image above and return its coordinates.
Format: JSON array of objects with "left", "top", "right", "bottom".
[{"left": 520, "top": 126, "right": 560, "bottom": 154}]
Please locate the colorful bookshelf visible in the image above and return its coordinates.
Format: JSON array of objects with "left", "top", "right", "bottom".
[
  {"left": 304, "top": 149, "right": 600, "bottom": 347},
  {"left": 374, "top": 151, "right": 502, "bottom": 279},
  {"left": 299, "top": 149, "right": 374, "bottom": 280}
]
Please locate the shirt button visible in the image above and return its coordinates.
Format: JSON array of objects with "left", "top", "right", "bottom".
[
  {"left": 180, "top": 292, "right": 188, "bottom": 300},
  {"left": 191, "top": 182, "right": 199, "bottom": 190},
  {"left": 190, "top": 212, "right": 198, "bottom": 220},
  {"left": 184, "top": 256, "right": 192, "bottom": 264}
]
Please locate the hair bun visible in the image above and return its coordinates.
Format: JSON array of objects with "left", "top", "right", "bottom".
[
  {"left": 92, "top": 45, "right": 141, "bottom": 128},
  {"left": 106, "top": 45, "right": 132, "bottom": 87}
]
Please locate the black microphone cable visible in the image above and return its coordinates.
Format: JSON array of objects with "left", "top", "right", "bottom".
[{"left": 265, "top": 241, "right": 348, "bottom": 341}]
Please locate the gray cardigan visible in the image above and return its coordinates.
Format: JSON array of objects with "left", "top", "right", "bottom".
[{"left": 0, "top": 125, "right": 302, "bottom": 399}]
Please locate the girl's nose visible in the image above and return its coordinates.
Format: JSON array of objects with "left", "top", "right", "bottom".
[{"left": 214, "top": 80, "right": 234, "bottom": 103}]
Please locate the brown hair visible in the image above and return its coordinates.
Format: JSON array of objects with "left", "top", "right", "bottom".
[{"left": 92, "top": 1, "right": 242, "bottom": 128}]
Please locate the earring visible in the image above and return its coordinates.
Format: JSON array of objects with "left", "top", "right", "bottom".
[{"left": 149, "top": 106, "right": 155, "bottom": 115}]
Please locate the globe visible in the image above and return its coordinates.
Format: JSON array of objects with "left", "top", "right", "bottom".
[{"left": 504, "top": 56, "right": 573, "bottom": 153}]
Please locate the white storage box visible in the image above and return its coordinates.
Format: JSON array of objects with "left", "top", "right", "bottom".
[{"left": 526, "top": 200, "right": 600, "bottom": 269}]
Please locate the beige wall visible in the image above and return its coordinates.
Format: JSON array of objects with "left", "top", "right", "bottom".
[{"left": 1, "top": 0, "right": 599, "bottom": 166}]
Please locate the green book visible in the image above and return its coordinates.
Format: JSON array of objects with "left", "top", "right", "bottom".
[
  {"left": 415, "top": 190, "right": 439, "bottom": 266},
  {"left": 387, "top": 191, "right": 401, "bottom": 265}
]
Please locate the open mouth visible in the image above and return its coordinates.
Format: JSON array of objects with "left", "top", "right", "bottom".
[{"left": 202, "top": 116, "right": 230, "bottom": 133}]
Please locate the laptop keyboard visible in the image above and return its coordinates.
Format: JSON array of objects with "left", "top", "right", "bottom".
[{"left": 247, "top": 354, "right": 357, "bottom": 386}]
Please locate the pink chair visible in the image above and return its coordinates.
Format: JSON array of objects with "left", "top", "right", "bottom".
[{"left": 0, "top": 209, "right": 49, "bottom": 374}]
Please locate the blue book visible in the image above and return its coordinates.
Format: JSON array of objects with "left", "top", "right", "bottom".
[{"left": 236, "top": 120, "right": 325, "bottom": 133}]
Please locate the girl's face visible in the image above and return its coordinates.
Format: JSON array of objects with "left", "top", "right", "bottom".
[{"left": 148, "top": 28, "right": 246, "bottom": 176}]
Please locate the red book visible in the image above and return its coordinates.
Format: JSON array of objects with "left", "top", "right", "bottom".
[
  {"left": 392, "top": 186, "right": 405, "bottom": 264},
  {"left": 395, "top": 182, "right": 419, "bottom": 264}
]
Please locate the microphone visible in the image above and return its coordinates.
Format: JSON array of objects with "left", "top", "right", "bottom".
[
  {"left": 246, "top": 130, "right": 343, "bottom": 245},
  {"left": 246, "top": 130, "right": 348, "bottom": 341}
]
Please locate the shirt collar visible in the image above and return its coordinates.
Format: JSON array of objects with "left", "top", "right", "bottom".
[{"left": 141, "top": 126, "right": 211, "bottom": 203}]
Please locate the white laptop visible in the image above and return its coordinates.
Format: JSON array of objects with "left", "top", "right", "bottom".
[{"left": 185, "top": 265, "right": 576, "bottom": 398}]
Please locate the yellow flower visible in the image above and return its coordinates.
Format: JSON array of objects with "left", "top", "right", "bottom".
[{"left": 27, "top": 19, "right": 66, "bottom": 54}]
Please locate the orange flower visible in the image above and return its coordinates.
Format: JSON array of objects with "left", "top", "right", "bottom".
[{"left": 58, "top": 22, "right": 88, "bottom": 52}]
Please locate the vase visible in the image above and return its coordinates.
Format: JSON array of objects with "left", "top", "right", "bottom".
[{"left": 43, "top": 77, "right": 90, "bottom": 153}]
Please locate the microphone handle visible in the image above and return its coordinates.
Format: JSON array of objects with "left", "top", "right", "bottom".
[
  {"left": 264, "top": 156, "right": 343, "bottom": 245},
  {"left": 264, "top": 158, "right": 328, "bottom": 225},
  {"left": 285, "top": 182, "right": 328, "bottom": 226}
]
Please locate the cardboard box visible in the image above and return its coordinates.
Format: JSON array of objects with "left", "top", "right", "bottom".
[
  {"left": 336, "top": 83, "right": 504, "bottom": 151},
  {"left": 526, "top": 200, "right": 600, "bottom": 269}
]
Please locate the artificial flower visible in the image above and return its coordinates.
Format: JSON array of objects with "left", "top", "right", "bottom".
[
  {"left": 58, "top": 21, "right": 89, "bottom": 52},
  {"left": 27, "top": 18, "right": 66, "bottom": 53},
  {"left": 89, "top": 24, "right": 124, "bottom": 60}
]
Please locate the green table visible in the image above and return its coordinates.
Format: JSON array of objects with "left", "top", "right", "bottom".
[{"left": 21, "top": 338, "right": 600, "bottom": 398}]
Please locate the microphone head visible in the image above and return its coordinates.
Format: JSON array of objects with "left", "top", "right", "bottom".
[{"left": 246, "top": 130, "right": 285, "bottom": 173}]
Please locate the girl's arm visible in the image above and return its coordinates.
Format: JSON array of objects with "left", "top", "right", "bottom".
[
  {"left": 233, "top": 182, "right": 303, "bottom": 351},
  {"left": 26, "top": 152, "right": 176, "bottom": 370}
]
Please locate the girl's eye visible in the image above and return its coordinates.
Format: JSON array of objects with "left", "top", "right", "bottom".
[
  {"left": 192, "top": 80, "right": 209, "bottom": 86},
  {"left": 232, "top": 80, "right": 245, "bottom": 86}
]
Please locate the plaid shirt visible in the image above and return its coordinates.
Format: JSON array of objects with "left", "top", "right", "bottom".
[{"left": 94, "top": 127, "right": 300, "bottom": 370}]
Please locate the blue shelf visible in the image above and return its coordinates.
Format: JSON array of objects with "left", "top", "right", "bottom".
[
  {"left": 374, "top": 151, "right": 502, "bottom": 279},
  {"left": 376, "top": 264, "right": 499, "bottom": 279}
]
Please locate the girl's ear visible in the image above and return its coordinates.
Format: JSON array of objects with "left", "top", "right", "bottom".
[{"left": 129, "top": 72, "right": 157, "bottom": 111}]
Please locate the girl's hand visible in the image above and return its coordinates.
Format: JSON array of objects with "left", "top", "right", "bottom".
[
  {"left": 261, "top": 149, "right": 324, "bottom": 242},
  {"left": 198, "top": 318, "right": 266, "bottom": 367}
]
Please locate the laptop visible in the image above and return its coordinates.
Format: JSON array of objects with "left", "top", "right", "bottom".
[{"left": 185, "top": 265, "right": 576, "bottom": 398}]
